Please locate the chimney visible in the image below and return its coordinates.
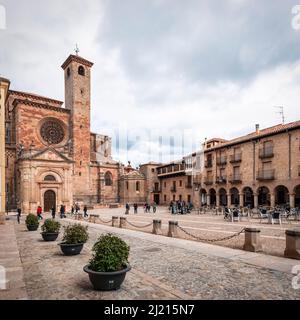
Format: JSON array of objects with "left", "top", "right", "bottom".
[{"left": 255, "top": 124, "right": 260, "bottom": 134}]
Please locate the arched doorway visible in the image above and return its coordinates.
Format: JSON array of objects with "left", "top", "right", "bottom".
[
  {"left": 230, "top": 188, "right": 239, "bottom": 206},
  {"left": 243, "top": 187, "right": 254, "bottom": 208},
  {"left": 209, "top": 189, "right": 217, "bottom": 206},
  {"left": 44, "top": 190, "right": 56, "bottom": 213},
  {"left": 258, "top": 186, "right": 270, "bottom": 206},
  {"left": 200, "top": 189, "right": 207, "bottom": 206},
  {"left": 275, "top": 185, "right": 289, "bottom": 206},
  {"left": 219, "top": 188, "right": 227, "bottom": 206},
  {"left": 295, "top": 185, "right": 300, "bottom": 208}
]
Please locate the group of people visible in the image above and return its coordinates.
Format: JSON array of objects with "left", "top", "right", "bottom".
[
  {"left": 70, "top": 203, "right": 88, "bottom": 218},
  {"left": 169, "top": 201, "right": 193, "bottom": 215},
  {"left": 125, "top": 203, "right": 158, "bottom": 215}
]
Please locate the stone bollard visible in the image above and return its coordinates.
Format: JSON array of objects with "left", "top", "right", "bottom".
[
  {"left": 112, "top": 216, "right": 119, "bottom": 228},
  {"left": 168, "top": 221, "right": 178, "bottom": 238},
  {"left": 152, "top": 220, "right": 163, "bottom": 235},
  {"left": 120, "top": 217, "right": 127, "bottom": 229},
  {"left": 284, "top": 229, "right": 300, "bottom": 260},
  {"left": 243, "top": 228, "right": 262, "bottom": 252}
]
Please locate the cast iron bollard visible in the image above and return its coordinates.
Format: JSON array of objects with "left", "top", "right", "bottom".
[
  {"left": 152, "top": 220, "right": 163, "bottom": 235},
  {"left": 112, "top": 216, "right": 119, "bottom": 228},
  {"left": 120, "top": 217, "right": 127, "bottom": 229},
  {"left": 284, "top": 229, "right": 300, "bottom": 260},
  {"left": 243, "top": 228, "right": 262, "bottom": 252},
  {"left": 168, "top": 221, "right": 178, "bottom": 238}
]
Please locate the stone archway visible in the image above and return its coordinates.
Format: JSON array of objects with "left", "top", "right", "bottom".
[
  {"left": 275, "top": 185, "right": 289, "bottom": 206},
  {"left": 44, "top": 190, "right": 56, "bottom": 213},
  {"left": 295, "top": 185, "right": 300, "bottom": 208},
  {"left": 219, "top": 188, "right": 227, "bottom": 206},
  {"left": 258, "top": 186, "right": 270, "bottom": 206},
  {"left": 209, "top": 188, "right": 217, "bottom": 207},
  {"left": 230, "top": 188, "right": 239, "bottom": 206},
  {"left": 243, "top": 187, "right": 254, "bottom": 208}
]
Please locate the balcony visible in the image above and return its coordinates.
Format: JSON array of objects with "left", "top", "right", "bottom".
[
  {"left": 170, "top": 187, "right": 177, "bottom": 193},
  {"left": 259, "top": 147, "right": 274, "bottom": 159},
  {"left": 216, "top": 176, "right": 227, "bottom": 184},
  {"left": 204, "top": 177, "right": 214, "bottom": 185},
  {"left": 205, "top": 161, "right": 213, "bottom": 168},
  {"left": 257, "top": 169, "right": 275, "bottom": 181},
  {"left": 229, "top": 174, "right": 242, "bottom": 184},
  {"left": 216, "top": 156, "right": 227, "bottom": 166},
  {"left": 153, "top": 187, "right": 161, "bottom": 193},
  {"left": 185, "top": 183, "right": 193, "bottom": 189},
  {"left": 230, "top": 153, "right": 242, "bottom": 163}
]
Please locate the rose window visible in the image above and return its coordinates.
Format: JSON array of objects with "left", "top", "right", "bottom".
[{"left": 40, "top": 120, "right": 65, "bottom": 145}]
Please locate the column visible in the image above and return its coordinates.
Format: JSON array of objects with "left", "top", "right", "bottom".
[
  {"left": 239, "top": 193, "right": 244, "bottom": 207},
  {"left": 270, "top": 193, "right": 275, "bottom": 208},
  {"left": 216, "top": 194, "right": 220, "bottom": 207},
  {"left": 227, "top": 194, "right": 231, "bottom": 207},
  {"left": 254, "top": 193, "right": 258, "bottom": 208},
  {"left": 289, "top": 193, "right": 295, "bottom": 209},
  {"left": 207, "top": 195, "right": 211, "bottom": 206}
]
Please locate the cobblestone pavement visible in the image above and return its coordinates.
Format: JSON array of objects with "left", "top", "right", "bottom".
[
  {"left": 88, "top": 207, "right": 300, "bottom": 257},
  {"left": 9, "top": 216, "right": 300, "bottom": 300}
]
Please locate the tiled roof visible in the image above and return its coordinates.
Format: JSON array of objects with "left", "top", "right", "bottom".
[
  {"left": 208, "top": 120, "right": 300, "bottom": 151},
  {"left": 9, "top": 90, "right": 63, "bottom": 105},
  {"left": 61, "top": 54, "right": 94, "bottom": 70}
]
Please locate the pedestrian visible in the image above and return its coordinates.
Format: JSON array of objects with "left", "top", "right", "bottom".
[
  {"left": 83, "top": 205, "right": 88, "bottom": 218},
  {"left": 147, "top": 204, "right": 151, "bottom": 213},
  {"left": 51, "top": 206, "right": 56, "bottom": 219},
  {"left": 75, "top": 203, "right": 80, "bottom": 214},
  {"left": 17, "top": 208, "right": 21, "bottom": 224},
  {"left": 60, "top": 204, "right": 65, "bottom": 219},
  {"left": 37, "top": 206, "right": 43, "bottom": 220},
  {"left": 71, "top": 205, "right": 75, "bottom": 216},
  {"left": 134, "top": 203, "right": 138, "bottom": 214},
  {"left": 125, "top": 203, "right": 130, "bottom": 215}
]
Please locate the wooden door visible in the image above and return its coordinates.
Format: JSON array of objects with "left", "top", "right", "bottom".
[{"left": 44, "top": 190, "right": 56, "bottom": 213}]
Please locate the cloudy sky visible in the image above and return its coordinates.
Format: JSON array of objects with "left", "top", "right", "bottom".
[{"left": 1, "top": 0, "right": 300, "bottom": 166}]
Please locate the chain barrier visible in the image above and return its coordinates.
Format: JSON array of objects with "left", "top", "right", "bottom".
[
  {"left": 177, "top": 225, "right": 246, "bottom": 243},
  {"left": 98, "top": 217, "right": 113, "bottom": 224},
  {"left": 126, "top": 220, "right": 154, "bottom": 229}
]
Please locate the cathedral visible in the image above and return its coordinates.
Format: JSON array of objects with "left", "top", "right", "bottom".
[{"left": 5, "top": 54, "right": 159, "bottom": 214}]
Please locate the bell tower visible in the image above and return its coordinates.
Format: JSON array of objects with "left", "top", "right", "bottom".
[{"left": 61, "top": 54, "right": 94, "bottom": 201}]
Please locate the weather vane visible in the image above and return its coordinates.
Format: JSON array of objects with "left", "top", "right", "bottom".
[
  {"left": 274, "top": 106, "right": 285, "bottom": 124},
  {"left": 75, "top": 44, "right": 80, "bottom": 56}
]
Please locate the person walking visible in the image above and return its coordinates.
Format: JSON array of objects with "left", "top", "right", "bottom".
[
  {"left": 17, "top": 208, "right": 21, "bottom": 224},
  {"left": 125, "top": 203, "right": 130, "bottom": 215},
  {"left": 60, "top": 205, "right": 65, "bottom": 219},
  {"left": 71, "top": 205, "right": 75, "bottom": 216},
  {"left": 83, "top": 205, "right": 88, "bottom": 218},
  {"left": 51, "top": 206, "right": 56, "bottom": 219},
  {"left": 75, "top": 203, "right": 80, "bottom": 214},
  {"left": 134, "top": 203, "right": 138, "bottom": 214},
  {"left": 37, "top": 206, "right": 43, "bottom": 220},
  {"left": 152, "top": 202, "right": 157, "bottom": 213}
]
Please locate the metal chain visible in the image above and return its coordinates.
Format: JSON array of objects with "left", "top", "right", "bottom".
[
  {"left": 98, "top": 217, "right": 113, "bottom": 224},
  {"left": 126, "top": 220, "right": 153, "bottom": 229},
  {"left": 177, "top": 225, "right": 246, "bottom": 243}
]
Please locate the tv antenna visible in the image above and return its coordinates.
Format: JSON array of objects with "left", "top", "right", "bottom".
[{"left": 274, "top": 106, "right": 285, "bottom": 124}]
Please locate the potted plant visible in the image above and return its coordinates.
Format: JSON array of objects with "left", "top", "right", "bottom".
[
  {"left": 59, "top": 224, "right": 89, "bottom": 256},
  {"left": 41, "top": 219, "right": 61, "bottom": 242},
  {"left": 84, "top": 233, "right": 131, "bottom": 291},
  {"left": 25, "top": 214, "right": 39, "bottom": 231}
]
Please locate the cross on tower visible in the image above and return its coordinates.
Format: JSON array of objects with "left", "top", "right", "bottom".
[{"left": 74, "top": 44, "right": 80, "bottom": 56}]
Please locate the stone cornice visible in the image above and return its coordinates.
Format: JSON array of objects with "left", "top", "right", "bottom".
[
  {"left": 61, "top": 54, "right": 94, "bottom": 70},
  {"left": 13, "top": 99, "right": 70, "bottom": 114},
  {"left": 9, "top": 90, "right": 63, "bottom": 106}
]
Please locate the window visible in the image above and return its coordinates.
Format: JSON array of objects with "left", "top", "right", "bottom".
[
  {"left": 78, "top": 65, "right": 85, "bottom": 76},
  {"left": 105, "top": 172, "right": 113, "bottom": 186},
  {"left": 164, "top": 195, "right": 167, "bottom": 202},
  {"left": 136, "top": 182, "right": 140, "bottom": 192},
  {"left": 126, "top": 181, "right": 129, "bottom": 190},
  {"left": 164, "top": 182, "right": 166, "bottom": 188},
  {"left": 44, "top": 175, "right": 56, "bottom": 182},
  {"left": 79, "top": 172, "right": 82, "bottom": 177},
  {"left": 67, "top": 67, "right": 71, "bottom": 77},
  {"left": 179, "top": 180, "right": 182, "bottom": 187},
  {"left": 152, "top": 168, "right": 155, "bottom": 173}
]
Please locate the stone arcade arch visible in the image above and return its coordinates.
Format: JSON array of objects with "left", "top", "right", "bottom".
[
  {"left": 295, "top": 185, "right": 300, "bottom": 208},
  {"left": 209, "top": 188, "right": 217, "bottom": 207},
  {"left": 230, "top": 187, "right": 240, "bottom": 206},
  {"left": 258, "top": 186, "right": 270, "bottom": 206},
  {"left": 219, "top": 188, "right": 227, "bottom": 206},
  {"left": 274, "top": 185, "right": 289, "bottom": 206},
  {"left": 243, "top": 187, "right": 254, "bottom": 208}
]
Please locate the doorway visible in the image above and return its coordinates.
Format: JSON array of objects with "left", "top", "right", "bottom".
[{"left": 44, "top": 190, "right": 56, "bottom": 213}]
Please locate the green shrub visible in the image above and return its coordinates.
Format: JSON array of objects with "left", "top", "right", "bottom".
[
  {"left": 41, "top": 219, "right": 61, "bottom": 233},
  {"left": 25, "top": 214, "right": 39, "bottom": 226},
  {"left": 89, "top": 234, "right": 130, "bottom": 272},
  {"left": 62, "top": 224, "right": 89, "bottom": 244}
]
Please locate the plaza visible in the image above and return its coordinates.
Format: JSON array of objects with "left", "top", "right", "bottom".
[{"left": 1, "top": 207, "right": 300, "bottom": 300}]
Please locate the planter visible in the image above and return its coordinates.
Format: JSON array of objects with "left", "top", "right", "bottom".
[
  {"left": 41, "top": 233, "right": 59, "bottom": 242},
  {"left": 27, "top": 224, "right": 39, "bottom": 231},
  {"left": 83, "top": 265, "right": 131, "bottom": 291},
  {"left": 59, "top": 243, "right": 84, "bottom": 256}
]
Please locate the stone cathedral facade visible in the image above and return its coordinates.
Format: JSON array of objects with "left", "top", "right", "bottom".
[{"left": 5, "top": 54, "right": 157, "bottom": 214}]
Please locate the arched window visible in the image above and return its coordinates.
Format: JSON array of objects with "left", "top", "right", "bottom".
[
  {"left": 44, "top": 175, "right": 56, "bottom": 182},
  {"left": 105, "top": 172, "right": 113, "bottom": 186},
  {"left": 78, "top": 65, "right": 85, "bottom": 76},
  {"left": 136, "top": 181, "right": 140, "bottom": 192}
]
